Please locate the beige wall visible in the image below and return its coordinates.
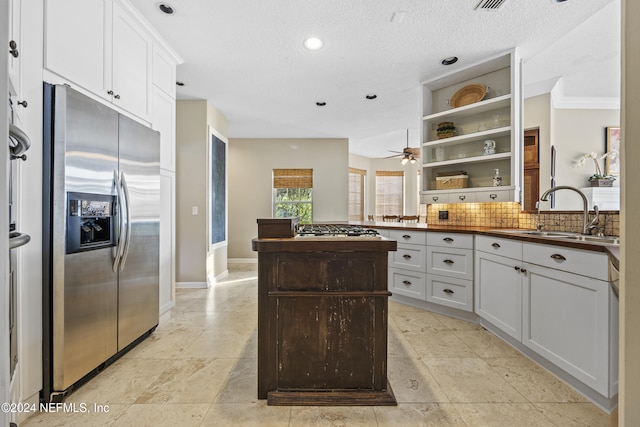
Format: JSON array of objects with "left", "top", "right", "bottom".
[
  {"left": 176, "top": 100, "right": 228, "bottom": 284},
  {"left": 227, "top": 138, "right": 349, "bottom": 259},
  {"left": 620, "top": 0, "right": 639, "bottom": 424}
]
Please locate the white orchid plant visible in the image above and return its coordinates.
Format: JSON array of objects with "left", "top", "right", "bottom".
[{"left": 575, "top": 150, "right": 619, "bottom": 181}]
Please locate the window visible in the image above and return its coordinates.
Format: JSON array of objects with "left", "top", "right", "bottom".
[
  {"left": 348, "top": 167, "right": 366, "bottom": 221},
  {"left": 375, "top": 171, "right": 404, "bottom": 220},
  {"left": 273, "top": 169, "right": 313, "bottom": 223}
]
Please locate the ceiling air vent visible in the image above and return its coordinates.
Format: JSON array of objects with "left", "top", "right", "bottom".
[{"left": 475, "top": 0, "right": 508, "bottom": 10}]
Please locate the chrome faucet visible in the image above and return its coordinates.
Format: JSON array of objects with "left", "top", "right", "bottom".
[{"left": 539, "top": 186, "right": 599, "bottom": 235}]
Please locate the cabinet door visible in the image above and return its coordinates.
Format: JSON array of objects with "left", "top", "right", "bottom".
[
  {"left": 8, "top": 0, "right": 21, "bottom": 98},
  {"left": 474, "top": 251, "right": 523, "bottom": 340},
  {"left": 152, "top": 88, "right": 175, "bottom": 172},
  {"left": 389, "top": 268, "right": 425, "bottom": 299},
  {"left": 44, "top": 0, "right": 108, "bottom": 99},
  {"left": 523, "top": 263, "right": 611, "bottom": 396},
  {"left": 111, "top": 1, "right": 152, "bottom": 120}
]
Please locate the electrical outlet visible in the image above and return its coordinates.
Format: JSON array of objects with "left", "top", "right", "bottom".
[{"left": 439, "top": 210, "right": 449, "bottom": 220}]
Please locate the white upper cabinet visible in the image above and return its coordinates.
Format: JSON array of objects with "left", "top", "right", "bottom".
[
  {"left": 110, "top": 1, "right": 152, "bottom": 120},
  {"left": 421, "top": 50, "right": 522, "bottom": 204},
  {"left": 44, "top": 0, "right": 152, "bottom": 121}
]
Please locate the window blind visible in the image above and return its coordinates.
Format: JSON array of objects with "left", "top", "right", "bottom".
[
  {"left": 375, "top": 171, "right": 404, "bottom": 217},
  {"left": 348, "top": 167, "right": 366, "bottom": 221},
  {"left": 273, "top": 168, "right": 313, "bottom": 188}
]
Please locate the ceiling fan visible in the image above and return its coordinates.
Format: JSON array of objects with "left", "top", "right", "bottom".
[{"left": 385, "top": 130, "right": 420, "bottom": 165}]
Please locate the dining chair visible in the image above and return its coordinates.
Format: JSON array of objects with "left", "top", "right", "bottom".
[
  {"left": 382, "top": 215, "right": 400, "bottom": 222},
  {"left": 400, "top": 215, "right": 419, "bottom": 223}
]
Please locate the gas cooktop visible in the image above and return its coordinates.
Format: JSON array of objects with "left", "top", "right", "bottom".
[{"left": 296, "top": 224, "right": 380, "bottom": 237}]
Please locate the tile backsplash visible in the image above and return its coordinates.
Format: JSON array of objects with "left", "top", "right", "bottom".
[{"left": 425, "top": 202, "right": 620, "bottom": 236}]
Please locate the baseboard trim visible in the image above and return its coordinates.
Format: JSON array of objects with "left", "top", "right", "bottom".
[
  {"left": 228, "top": 258, "right": 258, "bottom": 264},
  {"left": 159, "top": 300, "right": 176, "bottom": 315},
  {"left": 176, "top": 281, "right": 208, "bottom": 289}
]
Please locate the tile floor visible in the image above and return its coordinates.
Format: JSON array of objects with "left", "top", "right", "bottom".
[{"left": 23, "top": 263, "right": 611, "bottom": 427}]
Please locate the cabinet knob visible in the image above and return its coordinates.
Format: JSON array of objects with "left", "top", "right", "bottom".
[
  {"left": 521, "top": 268, "right": 527, "bottom": 274},
  {"left": 402, "top": 254, "right": 412, "bottom": 259},
  {"left": 514, "top": 266, "right": 521, "bottom": 271},
  {"left": 443, "top": 288, "right": 454, "bottom": 295},
  {"left": 402, "top": 280, "right": 412, "bottom": 286},
  {"left": 458, "top": 195, "right": 466, "bottom": 201},
  {"left": 17, "top": 100, "right": 27, "bottom": 108},
  {"left": 107, "top": 90, "right": 114, "bottom": 95},
  {"left": 490, "top": 193, "right": 498, "bottom": 199},
  {"left": 114, "top": 94, "right": 121, "bottom": 99},
  {"left": 443, "top": 259, "right": 454, "bottom": 265},
  {"left": 491, "top": 243, "right": 501, "bottom": 248},
  {"left": 9, "top": 40, "right": 18, "bottom": 58},
  {"left": 550, "top": 254, "right": 567, "bottom": 261},
  {"left": 443, "top": 237, "right": 454, "bottom": 242},
  {"left": 432, "top": 196, "right": 439, "bottom": 202}
]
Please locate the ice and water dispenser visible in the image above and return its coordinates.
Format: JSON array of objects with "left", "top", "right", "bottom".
[{"left": 66, "top": 192, "right": 116, "bottom": 254}]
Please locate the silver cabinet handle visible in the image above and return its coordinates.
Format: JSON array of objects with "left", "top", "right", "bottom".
[
  {"left": 402, "top": 280, "right": 412, "bottom": 285},
  {"left": 443, "top": 259, "right": 454, "bottom": 265},
  {"left": 550, "top": 254, "right": 566, "bottom": 261},
  {"left": 443, "top": 289, "right": 454, "bottom": 295},
  {"left": 458, "top": 195, "right": 466, "bottom": 200},
  {"left": 402, "top": 254, "right": 412, "bottom": 259},
  {"left": 491, "top": 243, "right": 501, "bottom": 248},
  {"left": 490, "top": 193, "right": 498, "bottom": 199},
  {"left": 443, "top": 237, "right": 454, "bottom": 242}
]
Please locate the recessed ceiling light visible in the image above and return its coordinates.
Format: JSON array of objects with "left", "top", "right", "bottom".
[
  {"left": 441, "top": 56, "right": 458, "bottom": 66},
  {"left": 176, "top": 81, "right": 184, "bottom": 86},
  {"left": 304, "top": 37, "right": 324, "bottom": 51},
  {"left": 158, "top": 3, "right": 175, "bottom": 14},
  {"left": 316, "top": 101, "right": 326, "bottom": 106},
  {"left": 365, "top": 94, "right": 377, "bottom": 100},
  {"left": 553, "top": 0, "right": 568, "bottom": 2}
]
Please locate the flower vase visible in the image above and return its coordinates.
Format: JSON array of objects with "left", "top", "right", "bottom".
[{"left": 589, "top": 179, "right": 614, "bottom": 187}]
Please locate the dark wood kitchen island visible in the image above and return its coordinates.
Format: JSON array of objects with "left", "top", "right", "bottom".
[{"left": 252, "top": 227, "right": 397, "bottom": 406}]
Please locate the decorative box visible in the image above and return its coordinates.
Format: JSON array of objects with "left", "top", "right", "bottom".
[{"left": 257, "top": 217, "right": 300, "bottom": 238}]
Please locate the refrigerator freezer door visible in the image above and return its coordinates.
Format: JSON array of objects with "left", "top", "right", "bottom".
[
  {"left": 116, "top": 116, "right": 160, "bottom": 350},
  {"left": 46, "top": 84, "right": 120, "bottom": 391}
]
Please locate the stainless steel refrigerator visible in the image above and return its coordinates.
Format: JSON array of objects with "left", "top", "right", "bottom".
[{"left": 42, "top": 83, "right": 160, "bottom": 401}]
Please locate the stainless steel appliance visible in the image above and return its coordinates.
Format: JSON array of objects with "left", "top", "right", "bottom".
[{"left": 42, "top": 84, "right": 160, "bottom": 401}]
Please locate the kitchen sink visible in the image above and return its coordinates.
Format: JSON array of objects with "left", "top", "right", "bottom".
[
  {"left": 559, "top": 235, "right": 620, "bottom": 245},
  {"left": 490, "top": 229, "right": 577, "bottom": 237}
]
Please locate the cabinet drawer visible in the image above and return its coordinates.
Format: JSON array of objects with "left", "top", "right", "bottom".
[
  {"left": 475, "top": 189, "right": 513, "bottom": 203},
  {"left": 523, "top": 242, "right": 609, "bottom": 281},
  {"left": 427, "top": 247, "right": 473, "bottom": 280},
  {"left": 391, "top": 245, "right": 426, "bottom": 272},
  {"left": 475, "top": 235, "right": 522, "bottom": 261},
  {"left": 388, "top": 229, "right": 427, "bottom": 245},
  {"left": 427, "top": 232, "right": 473, "bottom": 249},
  {"left": 448, "top": 192, "right": 477, "bottom": 203},
  {"left": 426, "top": 274, "right": 473, "bottom": 312},
  {"left": 389, "top": 268, "right": 426, "bottom": 299}
]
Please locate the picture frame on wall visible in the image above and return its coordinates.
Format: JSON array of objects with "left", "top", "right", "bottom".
[{"left": 605, "top": 126, "right": 621, "bottom": 176}]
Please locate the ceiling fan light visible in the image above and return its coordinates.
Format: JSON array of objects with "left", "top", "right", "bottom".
[
  {"left": 409, "top": 156, "right": 416, "bottom": 164},
  {"left": 400, "top": 156, "right": 409, "bottom": 165}
]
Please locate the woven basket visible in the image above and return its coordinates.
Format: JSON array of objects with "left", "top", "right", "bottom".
[
  {"left": 437, "top": 131, "right": 456, "bottom": 139},
  {"left": 450, "top": 84, "right": 487, "bottom": 108},
  {"left": 436, "top": 175, "right": 468, "bottom": 190}
]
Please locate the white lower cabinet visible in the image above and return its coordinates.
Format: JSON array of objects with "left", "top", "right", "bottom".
[
  {"left": 475, "top": 245, "right": 524, "bottom": 340},
  {"left": 522, "top": 251, "right": 616, "bottom": 397},
  {"left": 389, "top": 267, "right": 425, "bottom": 299},
  {"left": 426, "top": 274, "right": 473, "bottom": 311},
  {"left": 474, "top": 235, "right": 617, "bottom": 399}
]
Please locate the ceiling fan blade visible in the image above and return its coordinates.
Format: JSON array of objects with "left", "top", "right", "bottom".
[{"left": 383, "top": 154, "right": 402, "bottom": 158}]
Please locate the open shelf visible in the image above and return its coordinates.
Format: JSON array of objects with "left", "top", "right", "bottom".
[
  {"left": 422, "top": 94, "right": 511, "bottom": 123},
  {"left": 423, "top": 152, "right": 511, "bottom": 168},
  {"left": 424, "top": 126, "right": 510, "bottom": 147}
]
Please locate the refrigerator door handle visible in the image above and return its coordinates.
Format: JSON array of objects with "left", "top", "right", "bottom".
[
  {"left": 119, "top": 171, "right": 132, "bottom": 271},
  {"left": 113, "top": 169, "right": 125, "bottom": 272}
]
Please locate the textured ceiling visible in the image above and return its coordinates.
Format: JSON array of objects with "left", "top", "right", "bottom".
[{"left": 129, "top": 0, "right": 620, "bottom": 158}]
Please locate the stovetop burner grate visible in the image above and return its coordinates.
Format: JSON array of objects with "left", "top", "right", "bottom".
[{"left": 296, "top": 224, "right": 379, "bottom": 237}]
